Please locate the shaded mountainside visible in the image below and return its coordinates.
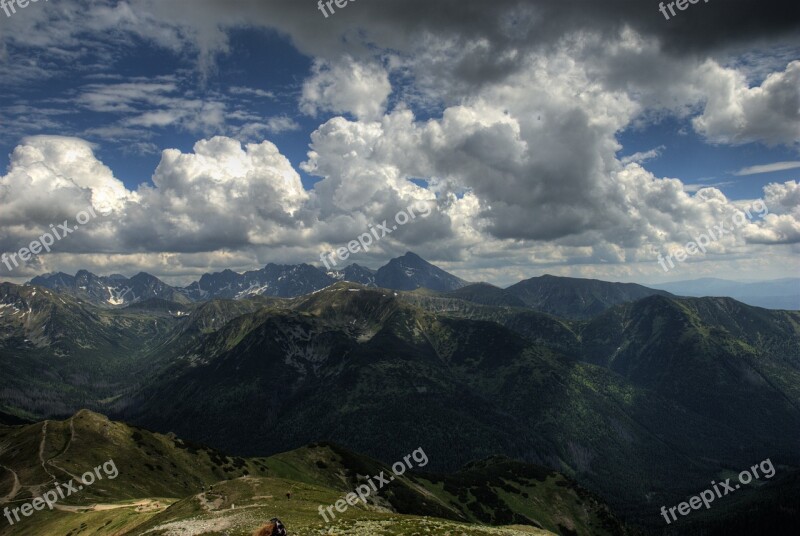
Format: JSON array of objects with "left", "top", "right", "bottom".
[
  {"left": 446, "top": 282, "right": 528, "bottom": 307},
  {"left": 0, "top": 411, "right": 629, "bottom": 536},
  {"left": 2, "top": 281, "right": 800, "bottom": 531},
  {"left": 0, "top": 281, "right": 289, "bottom": 419},
  {"left": 0, "top": 283, "right": 183, "bottom": 418},
  {"left": 506, "top": 275, "right": 673, "bottom": 320},
  {"left": 576, "top": 295, "right": 800, "bottom": 430},
  {"left": 114, "top": 283, "right": 800, "bottom": 528},
  {"left": 327, "top": 263, "right": 377, "bottom": 286}
]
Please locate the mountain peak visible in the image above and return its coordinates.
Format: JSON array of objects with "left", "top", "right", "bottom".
[
  {"left": 130, "top": 271, "right": 158, "bottom": 281},
  {"left": 376, "top": 252, "right": 468, "bottom": 291}
]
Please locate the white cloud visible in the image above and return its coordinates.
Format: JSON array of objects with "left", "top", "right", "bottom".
[
  {"left": 743, "top": 181, "right": 800, "bottom": 245},
  {"left": 1, "top": 5, "right": 799, "bottom": 283},
  {"left": 735, "top": 161, "right": 800, "bottom": 176},
  {"left": 300, "top": 56, "right": 392, "bottom": 121},
  {"left": 135, "top": 136, "right": 310, "bottom": 251},
  {"left": 77, "top": 81, "right": 228, "bottom": 134},
  {"left": 1, "top": 129, "right": 798, "bottom": 285},
  {"left": 621, "top": 146, "right": 664, "bottom": 165},
  {"left": 228, "top": 86, "right": 275, "bottom": 99},
  {"left": 236, "top": 116, "right": 301, "bottom": 139},
  {"left": 693, "top": 61, "right": 800, "bottom": 147},
  {"left": 0, "top": 136, "right": 131, "bottom": 219}
]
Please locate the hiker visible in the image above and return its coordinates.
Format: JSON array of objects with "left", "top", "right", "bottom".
[
  {"left": 252, "top": 518, "right": 287, "bottom": 536},
  {"left": 286, "top": 491, "right": 292, "bottom": 500}
]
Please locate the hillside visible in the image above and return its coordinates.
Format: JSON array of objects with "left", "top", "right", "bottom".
[
  {"left": 506, "top": 275, "right": 672, "bottom": 319},
  {"left": 0, "top": 283, "right": 182, "bottom": 418},
  {"left": 446, "top": 283, "right": 528, "bottom": 307},
  {"left": 0, "top": 411, "right": 628, "bottom": 536},
  {"left": 3, "top": 279, "right": 799, "bottom": 531},
  {"left": 115, "top": 283, "right": 800, "bottom": 527}
]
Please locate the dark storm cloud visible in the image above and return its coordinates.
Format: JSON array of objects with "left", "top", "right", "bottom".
[
  {"left": 140, "top": 0, "right": 800, "bottom": 92},
  {"left": 6, "top": 1, "right": 796, "bottom": 91},
  {"left": 249, "top": 0, "right": 800, "bottom": 52}
]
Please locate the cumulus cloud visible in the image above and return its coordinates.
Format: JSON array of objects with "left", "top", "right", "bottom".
[
  {"left": 127, "top": 136, "right": 310, "bottom": 252},
  {"left": 0, "top": 136, "right": 130, "bottom": 222},
  {"left": 1, "top": 0, "right": 799, "bottom": 284},
  {"left": 0, "top": 136, "right": 310, "bottom": 278},
  {"left": 0, "top": 133, "right": 445, "bottom": 280},
  {"left": 295, "top": 34, "right": 800, "bottom": 273},
  {"left": 300, "top": 56, "right": 392, "bottom": 121},
  {"left": 693, "top": 61, "right": 800, "bottom": 146},
  {"left": 1, "top": 126, "right": 798, "bottom": 284}
]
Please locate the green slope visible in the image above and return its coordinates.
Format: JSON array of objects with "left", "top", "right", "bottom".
[{"left": 0, "top": 412, "right": 628, "bottom": 536}]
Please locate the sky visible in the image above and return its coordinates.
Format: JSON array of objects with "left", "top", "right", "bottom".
[{"left": 0, "top": 0, "right": 798, "bottom": 287}]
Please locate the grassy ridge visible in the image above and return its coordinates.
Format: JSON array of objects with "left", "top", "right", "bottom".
[{"left": 0, "top": 412, "right": 629, "bottom": 535}]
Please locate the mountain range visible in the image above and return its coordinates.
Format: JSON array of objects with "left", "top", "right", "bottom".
[
  {"left": 3, "top": 255, "right": 800, "bottom": 534},
  {"left": 28, "top": 252, "right": 469, "bottom": 307},
  {"left": 28, "top": 254, "right": 796, "bottom": 315}
]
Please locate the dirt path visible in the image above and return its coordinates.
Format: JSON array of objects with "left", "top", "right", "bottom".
[
  {"left": 47, "top": 416, "right": 83, "bottom": 482},
  {"left": 0, "top": 464, "right": 20, "bottom": 502},
  {"left": 54, "top": 499, "right": 166, "bottom": 513},
  {"left": 38, "top": 421, "right": 56, "bottom": 483}
]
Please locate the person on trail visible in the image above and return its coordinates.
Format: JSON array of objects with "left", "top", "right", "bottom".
[{"left": 252, "top": 518, "right": 287, "bottom": 536}]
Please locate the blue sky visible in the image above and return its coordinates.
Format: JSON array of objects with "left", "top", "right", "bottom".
[
  {"left": 617, "top": 119, "right": 800, "bottom": 200},
  {"left": 0, "top": 0, "right": 798, "bottom": 286}
]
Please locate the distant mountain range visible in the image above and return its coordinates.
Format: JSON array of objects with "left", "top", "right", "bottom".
[
  {"left": 24, "top": 254, "right": 797, "bottom": 315},
  {"left": 27, "top": 252, "right": 468, "bottom": 306},
  {"left": 182, "top": 263, "right": 334, "bottom": 300},
  {"left": 29, "top": 269, "right": 192, "bottom": 306}
]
